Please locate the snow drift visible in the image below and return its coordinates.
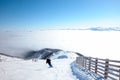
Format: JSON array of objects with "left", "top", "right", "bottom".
[{"left": 71, "top": 62, "right": 105, "bottom": 80}]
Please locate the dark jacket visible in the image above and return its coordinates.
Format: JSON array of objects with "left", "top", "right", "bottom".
[{"left": 46, "top": 59, "right": 51, "bottom": 64}]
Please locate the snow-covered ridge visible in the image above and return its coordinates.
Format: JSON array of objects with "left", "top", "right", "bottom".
[
  {"left": 8, "top": 48, "right": 82, "bottom": 60},
  {"left": 0, "top": 54, "right": 22, "bottom": 62},
  {"left": 24, "top": 48, "right": 64, "bottom": 59}
]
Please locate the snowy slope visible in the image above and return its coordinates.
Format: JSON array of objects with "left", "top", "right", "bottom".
[
  {"left": 0, "top": 51, "right": 107, "bottom": 80},
  {"left": 0, "top": 53, "right": 78, "bottom": 80}
]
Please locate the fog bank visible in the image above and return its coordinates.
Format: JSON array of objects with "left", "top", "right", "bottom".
[{"left": 0, "top": 30, "right": 120, "bottom": 60}]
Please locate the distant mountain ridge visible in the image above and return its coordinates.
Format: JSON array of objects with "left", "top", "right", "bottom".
[
  {"left": 88, "top": 27, "right": 120, "bottom": 31},
  {"left": 58, "top": 27, "right": 120, "bottom": 31}
]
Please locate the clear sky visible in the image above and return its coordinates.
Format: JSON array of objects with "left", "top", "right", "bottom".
[{"left": 0, "top": 0, "right": 120, "bottom": 29}]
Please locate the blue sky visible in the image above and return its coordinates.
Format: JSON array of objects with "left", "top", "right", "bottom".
[{"left": 0, "top": 0, "right": 120, "bottom": 29}]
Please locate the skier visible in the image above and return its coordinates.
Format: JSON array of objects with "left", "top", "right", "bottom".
[{"left": 46, "top": 58, "right": 53, "bottom": 67}]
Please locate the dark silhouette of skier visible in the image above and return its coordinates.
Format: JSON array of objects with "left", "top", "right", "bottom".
[{"left": 46, "top": 58, "right": 53, "bottom": 67}]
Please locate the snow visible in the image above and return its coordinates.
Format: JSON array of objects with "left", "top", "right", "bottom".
[
  {"left": 0, "top": 53, "right": 78, "bottom": 80},
  {"left": 71, "top": 62, "right": 105, "bottom": 80},
  {"left": 0, "top": 51, "right": 107, "bottom": 80},
  {"left": 51, "top": 51, "right": 77, "bottom": 59}
]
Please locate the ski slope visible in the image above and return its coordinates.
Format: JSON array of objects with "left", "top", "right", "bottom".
[{"left": 0, "top": 53, "right": 78, "bottom": 80}]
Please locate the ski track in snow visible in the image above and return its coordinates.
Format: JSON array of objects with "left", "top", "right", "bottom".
[{"left": 0, "top": 56, "right": 77, "bottom": 80}]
